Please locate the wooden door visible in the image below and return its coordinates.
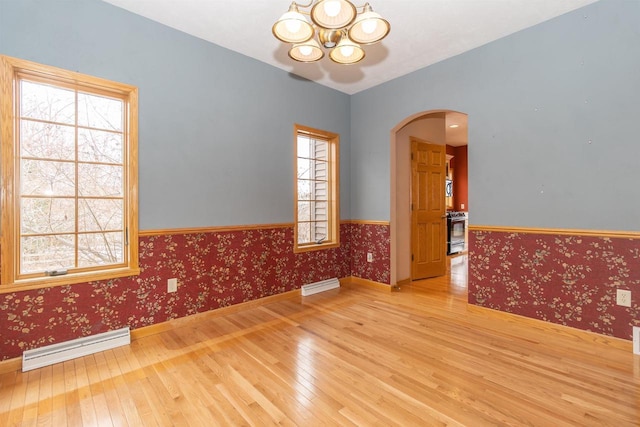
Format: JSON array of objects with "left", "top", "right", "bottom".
[{"left": 411, "top": 138, "right": 446, "bottom": 280}]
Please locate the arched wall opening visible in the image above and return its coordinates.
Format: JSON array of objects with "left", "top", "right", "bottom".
[{"left": 389, "top": 109, "right": 468, "bottom": 285}]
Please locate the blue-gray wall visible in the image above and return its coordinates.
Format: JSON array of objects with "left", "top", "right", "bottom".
[
  {"left": 351, "top": 0, "right": 640, "bottom": 230},
  {"left": 0, "top": 0, "right": 351, "bottom": 230},
  {"left": 2, "top": 0, "right": 638, "bottom": 232}
]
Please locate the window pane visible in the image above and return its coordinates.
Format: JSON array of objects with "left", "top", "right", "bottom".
[
  {"left": 78, "top": 232, "right": 123, "bottom": 267},
  {"left": 314, "top": 201, "right": 328, "bottom": 221},
  {"left": 314, "top": 221, "right": 328, "bottom": 241},
  {"left": 313, "top": 140, "right": 328, "bottom": 162},
  {"left": 79, "top": 199, "right": 123, "bottom": 232},
  {"left": 78, "top": 163, "right": 123, "bottom": 197},
  {"left": 78, "top": 93, "right": 123, "bottom": 131},
  {"left": 314, "top": 180, "right": 328, "bottom": 202},
  {"left": 314, "top": 159, "right": 328, "bottom": 177},
  {"left": 298, "top": 201, "right": 312, "bottom": 222},
  {"left": 21, "top": 234, "right": 75, "bottom": 274},
  {"left": 297, "top": 136, "right": 311, "bottom": 158},
  {"left": 297, "top": 179, "right": 312, "bottom": 200},
  {"left": 21, "top": 120, "right": 75, "bottom": 161},
  {"left": 21, "top": 159, "right": 75, "bottom": 196},
  {"left": 20, "top": 81, "right": 75, "bottom": 125},
  {"left": 297, "top": 223, "right": 311, "bottom": 245},
  {"left": 297, "top": 157, "right": 312, "bottom": 179},
  {"left": 78, "top": 128, "right": 123, "bottom": 164},
  {"left": 21, "top": 197, "right": 75, "bottom": 234}
]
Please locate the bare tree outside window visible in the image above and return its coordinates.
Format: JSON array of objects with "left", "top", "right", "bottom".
[
  {"left": 0, "top": 55, "right": 139, "bottom": 289},
  {"left": 297, "top": 134, "right": 329, "bottom": 244},
  {"left": 294, "top": 125, "right": 339, "bottom": 252},
  {"left": 19, "top": 80, "right": 126, "bottom": 274}
]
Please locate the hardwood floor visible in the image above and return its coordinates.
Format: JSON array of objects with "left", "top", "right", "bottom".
[{"left": 2, "top": 255, "right": 638, "bottom": 426}]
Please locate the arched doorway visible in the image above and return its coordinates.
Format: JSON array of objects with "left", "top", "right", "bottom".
[{"left": 389, "top": 110, "right": 468, "bottom": 286}]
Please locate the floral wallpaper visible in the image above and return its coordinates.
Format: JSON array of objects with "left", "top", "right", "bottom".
[
  {"left": 0, "top": 222, "right": 389, "bottom": 361},
  {"left": 468, "top": 229, "right": 640, "bottom": 340},
  {"left": 350, "top": 222, "right": 391, "bottom": 284},
  {"left": 7, "top": 224, "right": 636, "bottom": 359}
]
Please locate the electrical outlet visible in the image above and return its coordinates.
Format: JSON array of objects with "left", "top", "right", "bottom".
[
  {"left": 634, "top": 326, "right": 640, "bottom": 355},
  {"left": 616, "top": 289, "right": 631, "bottom": 307},
  {"left": 367, "top": 252, "right": 373, "bottom": 262},
  {"left": 168, "top": 278, "right": 178, "bottom": 293},
  {"left": 460, "top": 203, "right": 465, "bottom": 209}
]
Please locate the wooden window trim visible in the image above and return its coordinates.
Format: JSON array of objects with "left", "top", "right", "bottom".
[
  {"left": 0, "top": 55, "right": 139, "bottom": 292},
  {"left": 293, "top": 124, "right": 340, "bottom": 253}
]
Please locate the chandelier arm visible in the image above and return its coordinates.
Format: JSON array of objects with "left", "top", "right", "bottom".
[
  {"left": 353, "top": 4, "right": 370, "bottom": 12},
  {"left": 295, "top": 1, "right": 315, "bottom": 9},
  {"left": 294, "top": 1, "right": 370, "bottom": 14}
]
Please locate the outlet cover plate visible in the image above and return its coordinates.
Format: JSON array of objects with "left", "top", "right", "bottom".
[
  {"left": 634, "top": 326, "right": 640, "bottom": 356},
  {"left": 367, "top": 253, "right": 373, "bottom": 262},
  {"left": 617, "top": 289, "right": 631, "bottom": 307},
  {"left": 168, "top": 278, "right": 178, "bottom": 293}
]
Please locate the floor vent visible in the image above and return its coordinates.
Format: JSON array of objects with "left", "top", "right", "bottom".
[
  {"left": 22, "top": 327, "right": 131, "bottom": 372},
  {"left": 301, "top": 277, "right": 340, "bottom": 296}
]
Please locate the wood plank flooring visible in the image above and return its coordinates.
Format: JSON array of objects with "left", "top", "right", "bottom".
[{"left": 2, "top": 255, "right": 639, "bottom": 426}]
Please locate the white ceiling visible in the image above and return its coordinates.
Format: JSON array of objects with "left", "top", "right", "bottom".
[
  {"left": 102, "top": 0, "right": 598, "bottom": 95},
  {"left": 445, "top": 112, "right": 469, "bottom": 147}
]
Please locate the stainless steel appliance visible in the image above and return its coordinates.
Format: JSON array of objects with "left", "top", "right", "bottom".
[{"left": 447, "top": 211, "right": 466, "bottom": 255}]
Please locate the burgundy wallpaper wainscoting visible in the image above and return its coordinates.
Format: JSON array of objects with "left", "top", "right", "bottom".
[
  {"left": 468, "top": 229, "right": 640, "bottom": 340},
  {"left": 349, "top": 222, "right": 391, "bottom": 285},
  {"left": 0, "top": 222, "right": 392, "bottom": 361},
  {"left": 0, "top": 225, "right": 354, "bottom": 361}
]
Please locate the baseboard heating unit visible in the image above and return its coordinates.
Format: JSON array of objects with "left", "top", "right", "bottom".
[
  {"left": 22, "top": 327, "right": 131, "bottom": 372},
  {"left": 301, "top": 277, "right": 340, "bottom": 296}
]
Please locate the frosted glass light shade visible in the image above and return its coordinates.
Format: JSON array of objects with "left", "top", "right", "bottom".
[
  {"left": 329, "top": 36, "right": 364, "bottom": 64},
  {"left": 289, "top": 38, "right": 325, "bottom": 62},
  {"left": 311, "top": 0, "right": 356, "bottom": 29},
  {"left": 273, "top": 3, "right": 314, "bottom": 43},
  {"left": 348, "top": 4, "right": 390, "bottom": 45}
]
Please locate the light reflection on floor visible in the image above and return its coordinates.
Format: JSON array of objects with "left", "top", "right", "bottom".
[
  {"left": 403, "top": 253, "right": 468, "bottom": 298},
  {"left": 448, "top": 253, "right": 468, "bottom": 291},
  {"left": 295, "top": 337, "right": 316, "bottom": 407}
]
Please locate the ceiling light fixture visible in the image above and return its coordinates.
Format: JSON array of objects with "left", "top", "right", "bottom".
[{"left": 273, "top": 1, "right": 390, "bottom": 65}]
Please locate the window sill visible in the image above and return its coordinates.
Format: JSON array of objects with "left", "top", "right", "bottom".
[
  {"left": 0, "top": 267, "right": 141, "bottom": 294},
  {"left": 293, "top": 241, "right": 340, "bottom": 254}
]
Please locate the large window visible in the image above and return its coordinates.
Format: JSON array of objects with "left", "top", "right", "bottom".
[
  {"left": 0, "top": 56, "right": 139, "bottom": 291},
  {"left": 294, "top": 124, "right": 339, "bottom": 252}
]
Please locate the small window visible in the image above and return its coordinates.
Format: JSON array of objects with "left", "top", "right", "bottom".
[
  {"left": 0, "top": 55, "right": 139, "bottom": 291},
  {"left": 294, "top": 124, "right": 339, "bottom": 252}
]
